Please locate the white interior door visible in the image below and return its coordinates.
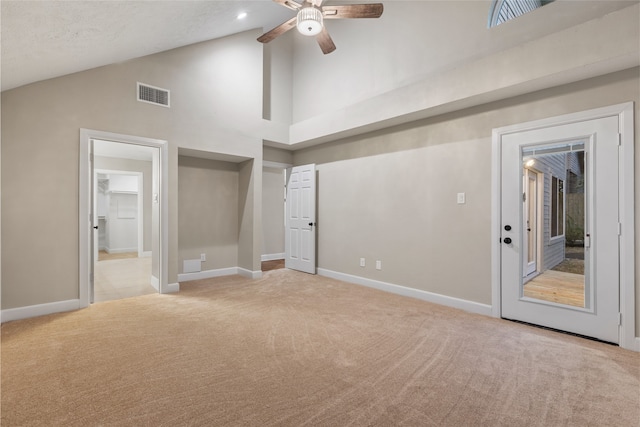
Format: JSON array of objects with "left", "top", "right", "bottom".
[
  {"left": 501, "top": 115, "right": 620, "bottom": 343},
  {"left": 285, "top": 164, "right": 316, "bottom": 274}
]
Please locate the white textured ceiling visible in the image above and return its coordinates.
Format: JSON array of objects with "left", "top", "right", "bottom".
[{"left": 0, "top": 0, "right": 292, "bottom": 92}]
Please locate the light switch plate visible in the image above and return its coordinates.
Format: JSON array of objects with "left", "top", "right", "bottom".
[{"left": 457, "top": 192, "right": 466, "bottom": 204}]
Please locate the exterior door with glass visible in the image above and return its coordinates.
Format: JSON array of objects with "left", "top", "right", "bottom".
[{"left": 501, "top": 115, "right": 620, "bottom": 343}]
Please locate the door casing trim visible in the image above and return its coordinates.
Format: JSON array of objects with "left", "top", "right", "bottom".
[
  {"left": 79, "top": 129, "right": 169, "bottom": 308},
  {"left": 491, "top": 102, "right": 636, "bottom": 351}
]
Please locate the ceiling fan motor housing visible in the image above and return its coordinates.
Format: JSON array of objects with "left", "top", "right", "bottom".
[{"left": 297, "top": 6, "right": 323, "bottom": 36}]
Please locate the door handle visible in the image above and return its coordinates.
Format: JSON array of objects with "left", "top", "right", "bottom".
[
  {"left": 503, "top": 237, "right": 512, "bottom": 244},
  {"left": 308, "top": 222, "right": 316, "bottom": 227},
  {"left": 93, "top": 226, "right": 99, "bottom": 230}
]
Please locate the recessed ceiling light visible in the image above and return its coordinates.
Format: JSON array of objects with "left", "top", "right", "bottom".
[{"left": 237, "top": 12, "right": 247, "bottom": 19}]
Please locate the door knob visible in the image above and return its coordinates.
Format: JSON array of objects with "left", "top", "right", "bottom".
[
  {"left": 503, "top": 237, "right": 512, "bottom": 244},
  {"left": 308, "top": 222, "right": 316, "bottom": 227},
  {"left": 93, "top": 226, "right": 99, "bottom": 230},
  {"left": 504, "top": 225, "right": 512, "bottom": 231}
]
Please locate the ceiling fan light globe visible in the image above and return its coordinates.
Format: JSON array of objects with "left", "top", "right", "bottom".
[{"left": 297, "top": 7, "right": 323, "bottom": 36}]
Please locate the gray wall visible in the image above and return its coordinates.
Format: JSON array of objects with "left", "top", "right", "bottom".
[
  {"left": 294, "top": 68, "right": 639, "bottom": 309},
  {"left": 178, "top": 156, "right": 239, "bottom": 271},
  {"left": 1, "top": 30, "right": 264, "bottom": 309},
  {"left": 262, "top": 167, "right": 285, "bottom": 257},
  {"left": 94, "top": 156, "right": 153, "bottom": 253}
]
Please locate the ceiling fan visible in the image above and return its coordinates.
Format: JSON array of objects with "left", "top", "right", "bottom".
[{"left": 257, "top": 0, "right": 384, "bottom": 54}]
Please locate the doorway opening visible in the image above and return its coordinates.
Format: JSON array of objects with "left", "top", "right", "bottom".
[
  {"left": 522, "top": 145, "right": 586, "bottom": 308},
  {"left": 79, "top": 129, "right": 169, "bottom": 308},
  {"left": 491, "top": 103, "right": 635, "bottom": 350},
  {"left": 92, "top": 144, "right": 155, "bottom": 303}
]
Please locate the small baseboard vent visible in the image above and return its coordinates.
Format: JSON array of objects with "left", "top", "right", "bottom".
[{"left": 137, "top": 82, "right": 170, "bottom": 107}]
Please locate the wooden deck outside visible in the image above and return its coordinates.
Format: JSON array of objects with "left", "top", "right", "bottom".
[{"left": 523, "top": 270, "right": 585, "bottom": 308}]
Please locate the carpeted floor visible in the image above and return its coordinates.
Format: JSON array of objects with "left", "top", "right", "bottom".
[{"left": 1, "top": 269, "right": 638, "bottom": 426}]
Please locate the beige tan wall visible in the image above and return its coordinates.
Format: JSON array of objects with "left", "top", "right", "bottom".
[
  {"left": 237, "top": 160, "right": 261, "bottom": 272},
  {"left": 263, "top": 146, "right": 293, "bottom": 165},
  {"left": 294, "top": 68, "right": 640, "bottom": 331},
  {"left": 94, "top": 157, "right": 153, "bottom": 253},
  {"left": 1, "top": 30, "right": 264, "bottom": 309},
  {"left": 178, "top": 156, "right": 239, "bottom": 271},
  {"left": 262, "top": 167, "right": 285, "bottom": 257}
]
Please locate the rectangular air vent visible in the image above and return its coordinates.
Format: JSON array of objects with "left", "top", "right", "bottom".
[{"left": 137, "top": 82, "right": 170, "bottom": 107}]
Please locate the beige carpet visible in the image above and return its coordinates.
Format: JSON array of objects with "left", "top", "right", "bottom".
[{"left": 2, "top": 269, "right": 638, "bottom": 426}]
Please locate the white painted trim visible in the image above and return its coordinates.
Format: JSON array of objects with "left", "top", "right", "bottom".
[
  {"left": 618, "top": 103, "right": 636, "bottom": 351},
  {"left": 263, "top": 161, "right": 292, "bottom": 169},
  {"left": 178, "top": 267, "right": 238, "bottom": 282},
  {"left": 142, "top": 251, "right": 152, "bottom": 258},
  {"left": 150, "top": 275, "right": 159, "bottom": 291},
  {"left": 105, "top": 247, "right": 138, "bottom": 254},
  {"left": 491, "top": 102, "right": 636, "bottom": 351},
  {"left": 1, "top": 300, "right": 80, "bottom": 323},
  {"left": 177, "top": 267, "right": 263, "bottom": 282},
  {"left": 165, "top": 283, "right": 180, "bottom": 293},
  {"left": 239, "top": 268, "right": 263, "bottom": 279},
  {"left": 261, "top": 253, "right": 285, "bottom": 261},
  {"left": 318, "top": 268, "right": 493, "bottom": 317},
  {"left": 491, "top": 129, "right": 502, "bottom": 318},
  {"left": 80, "top": 129, "right": 169, "bottom": 309}
]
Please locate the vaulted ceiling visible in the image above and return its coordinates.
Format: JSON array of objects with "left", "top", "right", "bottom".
[{"left": 1, "top": 0, "right": 636, "bottom": 93}]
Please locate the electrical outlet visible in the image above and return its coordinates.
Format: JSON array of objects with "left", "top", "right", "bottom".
[
  {"left": 360, "top": 258, "right": 366, "bottom": 267},
  {"left": 200, "top": 253, "right": 206, "bottom": 262},
  {"left": 376, "top": 260, "right": 382, "bottom": 270}
]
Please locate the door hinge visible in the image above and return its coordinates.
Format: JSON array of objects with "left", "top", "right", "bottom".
[
  {"left": 618, "top": 223, "right": 622, "bottom": 236},
  {"left": 618, "top": 312, "right": 622, "bottom": 326},
  {"left": 90, "top": 153, "right": 94, "bottom": 162},
  {"left": 617, "top": 133, "right": 622, "bottom": 146}
]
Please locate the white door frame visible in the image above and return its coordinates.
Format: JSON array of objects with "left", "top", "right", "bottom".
[
  {"left": 79, "top": 129, "right": 169, "bottom": 308},
  {"left": 491, "top": 102, "right": 636, "bottom": 351}
]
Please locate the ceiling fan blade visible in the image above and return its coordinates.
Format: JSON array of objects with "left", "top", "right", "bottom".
[
  {"left": 274, "top": 0, "right": 303, "bottom": 10},
  {"left": 257, "top": 17, "right": 297, "bottom": 43},
  {"left": 323, "top": 4, "right": 383, "bottom": 19},
  {"left": 316, "top": 27, "right": 336, "bottom": 54}
]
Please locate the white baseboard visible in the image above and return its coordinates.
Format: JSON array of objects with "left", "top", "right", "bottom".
[
  {"left": 178, "top": 267, "right": 238, "bottom": 282},
  {"left": 238, "top": 268, "right": 263, "bottom": 279},
  {"left": 317, "top": 268, "right": 493, "bottom": 317},
  {"left": 1, "top": 299, "right": 81, "bottom": 323},
  {"left": 178, "top": 267, "right": 263, "bottom": 282},
  {"left": 165, "top": 282, "right": 180, "bottom": 293},
  {"left": 106, "top": 247, "right": 137, "bottom": 254},
  {"left": 261, "top": 253, "right": 285, "bottom": 261},
  {"left": 150, "top": 275, "right": 159, "bottom": 291},
  {"left": 141, "top": 251, "right": 152, "bottom": 258}
]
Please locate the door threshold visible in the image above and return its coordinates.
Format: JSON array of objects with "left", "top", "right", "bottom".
[{"left": 502, "top": 317, "right": 617, "bottom": 346}]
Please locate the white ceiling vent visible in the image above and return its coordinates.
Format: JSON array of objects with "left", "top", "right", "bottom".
[{"left": 137, "top": 82, "right": 170, "bottom": 107}]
